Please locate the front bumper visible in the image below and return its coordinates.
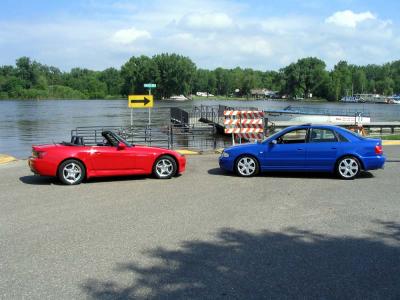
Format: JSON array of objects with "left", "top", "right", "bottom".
[
  {"left": 177, "top": 155, "right": 187, "bottom": 174},
  {"left": 219, "top": 156, "right": 234, "bottom": 172}
]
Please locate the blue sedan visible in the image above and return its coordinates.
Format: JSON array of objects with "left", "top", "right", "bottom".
[{"left": 219, "top": 124, "right": 386, "bottom": 179}]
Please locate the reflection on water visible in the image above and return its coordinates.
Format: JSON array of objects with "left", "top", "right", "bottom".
[{"left": 1, "top": 99, "right": 399, "bottom": 158}]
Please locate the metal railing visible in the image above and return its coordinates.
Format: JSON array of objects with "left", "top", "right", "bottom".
[{"left": 71, "top": 124, "right": 224, "bottom": 151}]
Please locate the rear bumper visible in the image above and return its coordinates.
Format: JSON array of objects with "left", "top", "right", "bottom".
[
  {"left": 28, "top": 157, "right": 57, "bottom": 176},
  {"left": 28, "top": 157, "right": 39, "bottom": 174},
  {"left": 362, "top": 155, "right": 386, "bottom": 170}
]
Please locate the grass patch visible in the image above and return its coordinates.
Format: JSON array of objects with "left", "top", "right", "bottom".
[{"left": 379, "top": 135, "right": 400, "bottom": 140}]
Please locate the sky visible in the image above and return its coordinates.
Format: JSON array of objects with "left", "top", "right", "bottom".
[{"left": 0, "top": 0, "right": 399, "bottom": 71}]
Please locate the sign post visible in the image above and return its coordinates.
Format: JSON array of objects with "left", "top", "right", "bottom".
[
  {"left": 128, "top": 95, "right": 154, "bottom": 127},
  {"left": 144, "top": 83, "right": 156, "bottom": 125}
]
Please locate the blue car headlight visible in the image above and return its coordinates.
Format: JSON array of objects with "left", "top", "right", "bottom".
[{"left": 221, "top": 151, "right": 230, "bottom": 158}]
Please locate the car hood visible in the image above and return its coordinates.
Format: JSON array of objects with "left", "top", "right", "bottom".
[
  {"left": 134, "top": 145, "right": 182, "bottom": 156},
  {"left": 224, "top": 142, "right": 259, "bottom": 152}
]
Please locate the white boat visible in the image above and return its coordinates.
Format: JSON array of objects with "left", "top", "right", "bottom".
[
  {"left": 265, "top": 106, "right": 371, "bottom": 124},
  {"left": 168, "top": 95, "right": 189, "bottom": 101}
]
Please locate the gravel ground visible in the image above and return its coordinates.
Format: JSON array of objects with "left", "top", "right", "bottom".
[{"left": 0, "top": 146, "right": 399, "bottom": 299}]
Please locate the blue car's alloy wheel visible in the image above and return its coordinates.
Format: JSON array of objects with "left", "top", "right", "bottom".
[
  {"left": 236, "top": 156, "right": 259, "bottom": 177},
  {"left": 337, "top": 156, "right": 360, "bottom": 180}
]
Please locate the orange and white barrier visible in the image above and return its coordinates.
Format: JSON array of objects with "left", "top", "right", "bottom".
[
  {"left": 224, "top": 111, "right": 265, "bottom": 118},
  {"left": 236, "top": 133, "right": 264, "bottom": 140},
  {"left": 224, "top": 110, "right": 265, "bottom": 143},
  {"left": 224, "top": 119, "right": 263, "bottom": 126},
  {"left": 225, "top": 128, "right": 264, "bottom": 134}
]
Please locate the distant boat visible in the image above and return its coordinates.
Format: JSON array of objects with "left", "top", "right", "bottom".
[
  {"left": 340, "top": 96, "right": 360, "bottom": 103},
  {"left": 265, "top": 106, "right": 371, "bottom": 124},
  {"left": 389, "top": 95, "right": 400, "bottom": 104},
  {"left": 168, "top": 95, "right": 189, "bottom": 101}
]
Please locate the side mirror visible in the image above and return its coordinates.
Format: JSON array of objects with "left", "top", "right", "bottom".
[
  {"left": 270, "top": 139, "right": 277, "bottom": 145},
  {"left": 117, "top": 142, "right": 126, "bottom": 150}
]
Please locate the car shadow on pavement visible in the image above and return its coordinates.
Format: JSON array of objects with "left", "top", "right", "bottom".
[
  {"left": 19, "top": 175, "right": 149, "bottom": 185},
  {"left": 19, "top": 175, "right": 60, "bottom": 185},
  {"left": 82, "top": 220, "right": 400, "bottom": 299},
  {"left": 207, "top": 168, "right": 374, "bottom": 180},
  {"left": 83, "top": 175, "right": 148, "bottom": 184}
]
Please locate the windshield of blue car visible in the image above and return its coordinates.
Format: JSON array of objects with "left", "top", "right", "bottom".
[{"left": 261, "top": 129, "right": 287, "bottom": 143}]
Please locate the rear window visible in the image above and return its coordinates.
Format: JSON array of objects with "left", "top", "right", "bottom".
[
  {"left": 335, "top": 131, "right": 349, "bottom": 142},
  {"left": 340, "top": 128, "right": 364, "bottom": 140}
]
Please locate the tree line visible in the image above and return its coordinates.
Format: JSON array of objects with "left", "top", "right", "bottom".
[{"left": 1, "top": 54, "right": 400, "bottom": 101}]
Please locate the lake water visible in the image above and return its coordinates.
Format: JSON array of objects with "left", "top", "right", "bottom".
[{"left": 1, "top": 99, "right": 400, "bottom": 158}]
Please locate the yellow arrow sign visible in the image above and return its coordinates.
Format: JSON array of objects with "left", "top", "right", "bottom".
[{"left": 128, "top": 95, "right": 154, "bottom": 108}]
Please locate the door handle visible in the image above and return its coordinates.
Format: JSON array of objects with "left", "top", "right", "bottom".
[
  {"left": 297, "top": 148, "right": 304, "bottom": 151},
  {"left": 331, "top": 147, "right": 337, "bottom": 150}
]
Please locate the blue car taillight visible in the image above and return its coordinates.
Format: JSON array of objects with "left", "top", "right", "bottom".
[{"left": 375, "top": 145, "right": 383, "bottom": 155}]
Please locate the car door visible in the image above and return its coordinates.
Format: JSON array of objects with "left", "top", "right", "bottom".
[
  {"left": 261, "top": 128, "right": 308, "bottom": 171},
  {"left": 89, "top": 145, "right": 137, "bottom": 171},
  {"left": 305, "top": 128, "right": 339, "bottom": 171}
]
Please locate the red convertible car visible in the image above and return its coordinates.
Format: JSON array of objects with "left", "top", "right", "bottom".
[{"left": 28, "top": 131, "right": 186, "bottom": 185}]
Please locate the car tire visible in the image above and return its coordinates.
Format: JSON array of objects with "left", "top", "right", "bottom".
[
  {"left": 336, "top": 156, "right": 361, "bottom": 180},
  {"left": 153, "top": 155, "right": 177, "bottom": 179},
  {"left": 235, "top": 155, "right": 259, "bottom": 177},
  {"left": 58, "top": 159, "right": 85, "bottom": 185}
]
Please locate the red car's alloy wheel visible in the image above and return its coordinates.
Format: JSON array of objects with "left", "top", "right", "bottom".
[
  {"left": 58, "top": 159, "right": 85, "bottom": 185},
  {"left": 153, "top": 156, "right": 176, "bottom": 179}
]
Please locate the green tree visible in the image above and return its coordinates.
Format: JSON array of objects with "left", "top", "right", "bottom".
[
  {"left": 152, "top": 53, "right": 196, "bottom": 98},
  {"left": 99, "top": 68, "right": 123, "bottom": 96},
  {"left": 121, "top": 55, "right": 159, "bottom": 95},
  {"left": 281, "top": 57, "right": 329, "bottom": 98},
  {"left": 352, "top": 69, "right": 367, "bottom": 94},
  {"left": 64, "top": 68, "right": 107, "bottom": 99}
]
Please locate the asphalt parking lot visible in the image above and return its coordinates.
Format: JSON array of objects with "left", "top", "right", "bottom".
[{"left": 1, "top": 147, "right": 400, "bottom": 299}]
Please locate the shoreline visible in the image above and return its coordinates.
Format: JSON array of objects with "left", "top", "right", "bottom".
[{"left": 0, "top": 97, "right": 329, "bottom": 102}]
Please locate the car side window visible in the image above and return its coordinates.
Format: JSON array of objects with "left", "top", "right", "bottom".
[
  {"left": 309, "top": 128, "right": 338, "bottom": 143},
  {"left": 277, "top": 129, "right": 308, "bottom": 144},
  {"left": 335, "top": 131, "right": 349, "bottom": 142}
]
